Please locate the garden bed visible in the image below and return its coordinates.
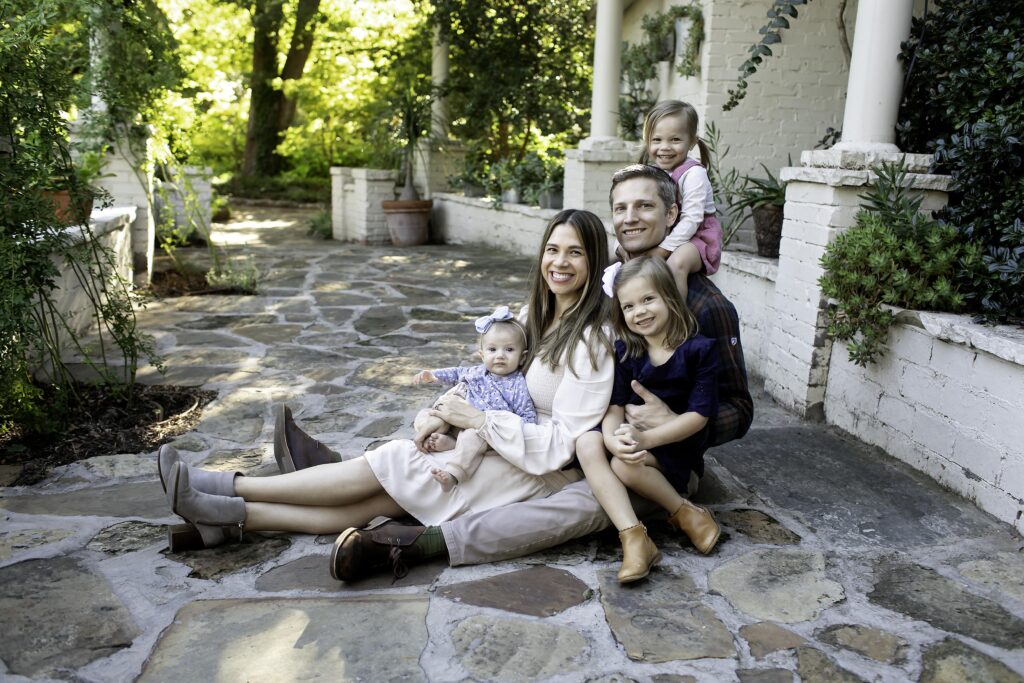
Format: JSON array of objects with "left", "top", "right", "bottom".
[{"left": 0, "top": 383, "right": 216, "bottom": 485}]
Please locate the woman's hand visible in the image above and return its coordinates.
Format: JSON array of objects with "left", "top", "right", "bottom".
[
  {"left": 623, "top": 380, "right": 677, "bottom": 430},
  {"left": 609, "top": 423, "right": 649, "bottom": 464},
  {"left": 429, "top": 395, "right": 485, "bottom": 430}
]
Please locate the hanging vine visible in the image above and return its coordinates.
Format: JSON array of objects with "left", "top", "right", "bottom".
[{"left": 618, "top": 3, "right": 705, "bottom": 139}]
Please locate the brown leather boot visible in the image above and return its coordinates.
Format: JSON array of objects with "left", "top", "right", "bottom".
[
  {"left": 668, "top": 500, "right": 721, "bottom": 554},
  {"left": 617, "top": 524, "right": 661, "bottom": 583},
  {"left": 330, "top": 520, "right": 428, "bottom": 582},
  {"left": 274, "top": 404, "right": 342, "bottom": 473}
]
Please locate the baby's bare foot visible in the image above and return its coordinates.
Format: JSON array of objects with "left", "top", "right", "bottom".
[
  {"left": 431, "top": 467, "right": 457, "bottom": 492},
  {"left": 425, "top": 433, "right": 457, "bottom": 452}
]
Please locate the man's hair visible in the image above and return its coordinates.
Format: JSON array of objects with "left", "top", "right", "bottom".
[{"left": 608, "top": 164, "right": 679, "bottom": 216}]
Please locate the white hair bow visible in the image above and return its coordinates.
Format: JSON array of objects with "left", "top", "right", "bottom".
[
  {"left": 601, "top": 262, "right": 622, "bottom": 298},
  {"left": 475, "top": 305, "right": 514, "bottom": 334}
]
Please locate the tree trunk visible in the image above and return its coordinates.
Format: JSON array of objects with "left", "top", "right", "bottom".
[{"left": 241, "top": 0, "right": 320, "bottom": 177}]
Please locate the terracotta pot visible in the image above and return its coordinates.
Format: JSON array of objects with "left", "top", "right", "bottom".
[
  {"left": 752, "top": 203, "right": 783, "bottom": 258},
  {"left": 381, "top": 199, "right": 433, "bottom": 246},
  {"left": 43, "top": 190, "right": 92, "bottom": 226}
]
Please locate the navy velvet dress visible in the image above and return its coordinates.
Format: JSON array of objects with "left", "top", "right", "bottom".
[{"left": 610, "top": 336, "right": 720, "bottom": 492}]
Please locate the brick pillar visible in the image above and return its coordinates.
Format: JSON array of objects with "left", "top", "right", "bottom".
[
  {"left": 763, "top": 151, "right": 952, "bottom": 419},
  {"left": 329, "top": 167, "right": 397, "bottom": 244},
  {"left": 94, "top": 138, "right": 154, "bottom": 284},
  {"left": 563, "top": 140, "right": 635, "bottom": 224}
]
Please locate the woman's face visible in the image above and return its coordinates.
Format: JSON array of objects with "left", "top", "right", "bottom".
[{"left": 541, "top": 223, "right": 589, "bottom": 302}]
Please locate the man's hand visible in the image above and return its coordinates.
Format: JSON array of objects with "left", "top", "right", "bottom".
[
  {"left": 623, "top": 380, "right": 677, "bottom": 430},
  {"left": 429, "top": 395, "right": 485, "bottom": 430}
]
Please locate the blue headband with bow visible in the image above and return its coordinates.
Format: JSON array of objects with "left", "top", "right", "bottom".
[{"left": 475, "top": 305, "right": 514, "bottom": 334}]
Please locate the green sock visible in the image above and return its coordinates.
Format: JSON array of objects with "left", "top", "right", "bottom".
[{"left": 412, "top": 526, "right": 448, "bottom": 558}]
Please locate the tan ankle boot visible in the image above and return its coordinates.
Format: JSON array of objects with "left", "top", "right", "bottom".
[
  {"left": 617, "top": 524, "right": 661, "bottom": 583},
  {"left": 668, "top": 501, "right": 721, "bottom": 554}
]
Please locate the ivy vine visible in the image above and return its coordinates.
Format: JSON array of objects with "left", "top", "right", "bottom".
[
  {"left": 723, "top": 0, "right": 809, "bottom": 112},
  {"left": 619, "top": 4, "right": 704, "bottom": 139}
]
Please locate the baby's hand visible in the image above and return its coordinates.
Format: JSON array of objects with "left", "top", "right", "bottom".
[{"left": 413, "top": 370, "right": 436, "bottom": 385}]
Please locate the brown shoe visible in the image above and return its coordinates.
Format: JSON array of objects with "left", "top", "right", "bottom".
[
  {"left": 617, "top": 524, "right": 661, "bottom": 583},
  {"left": 668, "top": 500, "right": 721, "bottom": 554},
  {"left": 330, "top": 520, "right": 426, "bottom": 582},
  {"left": 274, "top": 404, "right": 341, "bottom": 473}
]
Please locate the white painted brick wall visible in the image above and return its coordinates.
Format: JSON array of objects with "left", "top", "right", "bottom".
[
  {"left": 826, "top": 320, "right": 1024, "bottom": 534},
  {"left": 432, "top": 193, "right": 562, "bottom": 257},
  {"left": 329, "top": 167, "right": 397, "bottom": 244},
  {"left": 95, "top": 143, "right": 153, "bottom": 282}
]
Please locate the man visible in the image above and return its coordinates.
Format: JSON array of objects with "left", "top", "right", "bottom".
[{"left": 279, "top": 164, "right": 753, "bottom": 580}]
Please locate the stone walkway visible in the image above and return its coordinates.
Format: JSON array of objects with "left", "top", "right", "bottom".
[{"left": 1, "top": 205, "right": 1023, "bottom": 683}]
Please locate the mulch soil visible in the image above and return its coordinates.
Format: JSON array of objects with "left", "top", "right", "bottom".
[
  {"left": 147, "top": 269, "right": 253, "bottom": 297},
  {"left": 1, "top": 383, "right": 217, "bottom": 486}
]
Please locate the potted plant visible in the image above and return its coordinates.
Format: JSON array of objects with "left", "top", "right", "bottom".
[
  {"left": 451, "top": 147, "right": 489, "bottom": 198},
  {"left": 492, "top": 158, "right": 522, "bottom": 205},
  {"left": 381, "top": 88, "right": 433, "bottom": 246},
  {"left": 43, "top": 149, "right": 109, "bottom": 226},
  {"left": 733, "top": 162, "right": 788, "bottom": 258},
  {"left": 537, "top": 153, "right": 564, "bottom": 210}
]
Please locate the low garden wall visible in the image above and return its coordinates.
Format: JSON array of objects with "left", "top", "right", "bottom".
[
  {"left": 826, "top": 312, "right": 1024, "bottom": 535},
  {"left": 51, "top": 206, "right": 136, "bottom": 346},
  {"left": 431, "top": 192, "right": 558, "bottom": 256}
]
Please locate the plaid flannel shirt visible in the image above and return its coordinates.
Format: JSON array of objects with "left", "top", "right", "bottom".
[{"left": 687, "top": 274, "right": 753, "bottom": 446}]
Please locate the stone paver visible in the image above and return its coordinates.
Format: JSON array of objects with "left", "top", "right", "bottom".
[{"left": 1, "top": 205, "right": 1022, "bottom": 682}]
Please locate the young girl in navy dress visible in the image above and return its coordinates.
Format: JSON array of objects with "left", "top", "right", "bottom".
[{"left": 577, "top": 256, "right": 721, "bottom": 583}]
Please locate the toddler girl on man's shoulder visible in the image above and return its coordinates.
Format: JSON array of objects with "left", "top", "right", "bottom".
[
  {"left": 413, "top": 306, "right": 536, "bottom": 492},
  {"left": 577, "top": 256, "right": 721, "bottom": 584},
  {"left": 636, "top": 100, "right": 723, "bottom": 300}
]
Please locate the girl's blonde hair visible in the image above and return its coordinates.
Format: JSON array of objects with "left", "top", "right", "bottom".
[
  {"left": 612, "top": 256, "right": 699, "bottom": 360},
  {"left": 639, "top": 100, "right": 710, "bottom": 169}
]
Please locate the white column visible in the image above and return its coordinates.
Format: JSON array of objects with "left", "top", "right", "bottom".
[
  {"left": 589, "top": 0, "right": 623, "bottom": 140},
  {"left": 430, "top": 26, "right": 449, "bottom": 140},
  {"left": 833, "top": 0, "right": 914, "bottom": 153}
]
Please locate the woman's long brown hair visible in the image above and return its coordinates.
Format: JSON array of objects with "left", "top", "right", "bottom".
[{"left": 523, "top": 209, "right": 612, "bottom": 375}]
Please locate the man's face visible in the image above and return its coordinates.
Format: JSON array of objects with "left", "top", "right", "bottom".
[{"left": 610, "top": 177, "right": 678, "bottom": 257}]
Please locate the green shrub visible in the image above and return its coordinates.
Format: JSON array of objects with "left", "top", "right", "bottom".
[
  {"left": 307, "top": 210, "right": 332, "bottom": 240},
  {"left": 897, "top": 0, "right": 1024, "bottom": 322},
  {"left": 820, "top": 163, "right": 985, "bottom": 366},
  {"left": 217, "top": 175, "right": 330, "bottom": 204}
]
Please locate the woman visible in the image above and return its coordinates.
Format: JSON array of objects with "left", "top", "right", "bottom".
[{"left": 160, "top": 209, "right": 616, "bottom": 556}]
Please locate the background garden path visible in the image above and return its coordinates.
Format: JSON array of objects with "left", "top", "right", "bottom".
[{"left": 0, "top": 204, "right": 1022, "bottom": 682}]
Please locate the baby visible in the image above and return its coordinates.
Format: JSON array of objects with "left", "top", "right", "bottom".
[{"left": 413, "top": 306, "right": 536, "bottom": 491}]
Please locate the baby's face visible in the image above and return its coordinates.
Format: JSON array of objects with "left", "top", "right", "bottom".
[{"left": 480, "top": 325, "right": 527, "bottom": 376}]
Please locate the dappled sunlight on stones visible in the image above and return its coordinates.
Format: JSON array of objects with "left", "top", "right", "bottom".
[
  {"left": 410, "top": 306, "right": 470, "bottom": 322},
  {"left": 438, "top": 566, "right": 590, "bottom": 617},
  {"left": 87, "top": 521, "right": 166, "bottom": 554},
  {"left": 868, "top": 561, "right": 1024, "bottom": 649},
  {"left": 0, "top": 557, "right": 140, "bottom": 677},
  {"left": 815, "top": 624, "right": 907, "bottom": 664},
  {"left": 598, "top": 566, "right": 735, "bottom": 662},
  {"left": 708, "top": 549, "right": 844, "bottom": 623},
  {"left": 171, "top": 330, "right": 250, "bottom": 347},
  {"left": 165, "top": 534, "right": 291, "bottom": 580},
  {"left": 0, "top": 528, "right": 75, "bottom": 561},
  {"left": 360, "top": 334, "right": 430, "bottom": 348},
  {"left": 170, "top": 433, "right": 208, "bottom": 452},
  {"left": 353, "top": 307, "right": 408, "bottom": 336},
  {"left": 178, "top": 313, "right": 278, "bottom": 330},
  {"left": 795, "top": 647, "right": 866, "bottom": 683},
  {"left": 256, "top": 553, "right": 447, "bottom": 592},
  {"left": 312, "top": 291, "right": 375, "bottom": 306},
  {"left": 957, "top": 552, "right": 1024, "bottom": 602},
  {"left": 718, "top": 509, "right": 801, "bottom": 545},
  {"left": 736, "top": 669, "right": 795, "bottom": 683},
  {"left": 296, "top": 331, "right": 359, "bottom": 348},
  {"left": 231, "top": 324, "right": 305, "bottom": 344},
  {"left": 58, "top": 452, "right": 158, "bottom": 481},
  {"left": 355, "top": 416, "right": 403, "bottom": 439},
  {"left": 200, "top": 448, "right": 268, "bottom": 475},
  {"left": 452, "top": 614, "right": 587, "bottom": 681},
  {"left": 739, "top": 622, "right": 807, "bottom": 659},
  {"left": 138, "top": 596, "right": 429, "bottom": 682},
  {"left": 919, "top": 638, "right": 1024, "bottom": 683},
  {"left": 0, "top": 481, "right": 167, "bottom": 518}
]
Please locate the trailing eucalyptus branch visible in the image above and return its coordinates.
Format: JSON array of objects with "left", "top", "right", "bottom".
[{"left": 723, "top": 0, "right": 809, "bottom": 112}]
